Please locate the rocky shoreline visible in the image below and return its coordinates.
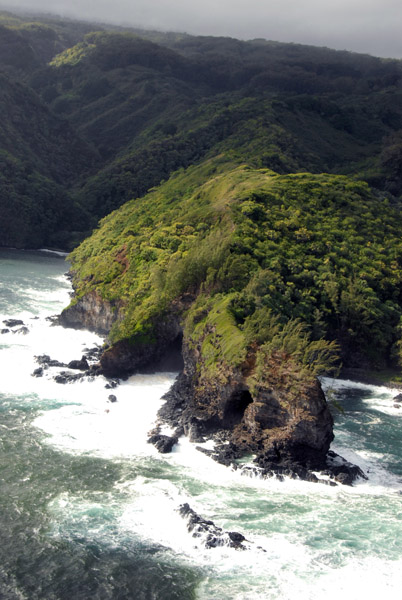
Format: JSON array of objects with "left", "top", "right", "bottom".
[
  {"left": 149, "top": 368, "right": 367, "bottom": 486},
  {"left": 52, "top": 294, "right": 389, "bottom": 487}
]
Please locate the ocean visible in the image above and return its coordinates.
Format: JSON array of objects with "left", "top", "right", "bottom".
[{"left": 0, "top": 248, "right": 401, "bottom": 599}]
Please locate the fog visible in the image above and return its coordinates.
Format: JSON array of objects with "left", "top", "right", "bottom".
[{"left": 2, "top": 0, "right": 402, "bottom": 59}]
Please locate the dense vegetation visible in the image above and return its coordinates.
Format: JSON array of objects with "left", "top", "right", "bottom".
[
  {"left": 68, "top": 159, "right": 402, "bottom": 369},
  {"left": 2, "top": 9, "right": 402, "bottom": 372},
  {"left": 1, "top": 10, "right": 402, "bottom": 250}
]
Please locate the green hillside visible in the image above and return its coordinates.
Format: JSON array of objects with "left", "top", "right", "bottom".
[
  {"left": 1, "top": 10, "right": 402, "bottom": 249},
  {"left": 66, "top": 158, "right": 402, "bottom": 370}
]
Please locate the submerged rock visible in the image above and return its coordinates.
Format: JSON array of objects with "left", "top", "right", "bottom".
[
  {"left": 105, "top": 379, "right": 119, "bottom": 389},
  {"left": 178, "top": 503, "right": 248, "bottom": 550}
]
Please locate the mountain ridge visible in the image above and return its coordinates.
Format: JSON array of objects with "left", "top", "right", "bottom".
[{"left": 1, "top": 9, "right": 402, "bottom": 249}]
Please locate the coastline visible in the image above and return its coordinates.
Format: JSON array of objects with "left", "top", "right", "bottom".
[{"left": 339, "top": 367, "right": 402, "bottom": 390}]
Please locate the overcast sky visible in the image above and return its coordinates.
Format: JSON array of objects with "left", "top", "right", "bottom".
[{"left": 3, "top": 0, "right": 402, "bottom": 59}]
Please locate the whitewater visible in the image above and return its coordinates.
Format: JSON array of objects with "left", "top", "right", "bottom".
[{"left": 0, "top": 248, "right": 401, "bottom": 599}]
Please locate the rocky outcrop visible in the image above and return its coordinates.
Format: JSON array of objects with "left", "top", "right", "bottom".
[
  {"left": 159, "top": 339, "right": 335, "bottom": 472},
  {"left": 99, "top": 321, "right": 183, "bottom": 378},
  {"left": 59, "top": 291, "right": 184, "bottom": 378},
  {"left": 67, "top": 357, "right": 89, "bottom": 370},
  {"left": 148, "top": 433, "right": 179, "bottom": 453},
  {"left": 324, "top": 451, "right": 367, "bottom": 485},
  {"left": 3, "top": 319, "right": 24, "bottom": 328},
  {"left": 58, "top": 291, "right": 121, "bottom": 335},
  {"left": 58, "top": 291, "right": 364, "bottom": 484},
  {"left": 178, "top": 503, "right": 249, "bottom": 550},
  {"left": 32, "top": 349, "right": 104, "bottom": 382}
]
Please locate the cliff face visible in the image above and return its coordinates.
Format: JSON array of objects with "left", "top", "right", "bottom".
[
  {"left": 59, "top": 287, "right": 334, "bottom": 469},
  {"left": 59, "top": 291, "right": 121, "bottom": 335},
  {"left": 60, "top": 292, "right": 184, "bottom": 377},
  {"left": 159, "top": 324, "right": 334, "bottom": 473},
  {"left": 99, "top": 315, "right": 183, "bottom": 377}
]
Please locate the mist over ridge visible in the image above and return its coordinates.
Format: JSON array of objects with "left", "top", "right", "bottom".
[{"left": 2, "top": 0, "right": 402, "bottom": 59}]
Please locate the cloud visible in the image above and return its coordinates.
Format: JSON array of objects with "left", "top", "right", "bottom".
[{"left": 3, "top": 0, "right": 402, "bottom": 58}]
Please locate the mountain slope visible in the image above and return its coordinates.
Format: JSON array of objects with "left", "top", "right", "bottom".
[
  {"left": 0, "top": 71, "right": 96, "bottom": 247},
  {"left": 0, "top": 10, "right": 402, "bottom": 252}
]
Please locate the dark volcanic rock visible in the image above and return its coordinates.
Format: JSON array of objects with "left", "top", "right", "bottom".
[
  {"left": 148, "top": 433, "right": 178, "bottom": 453},
  {"left": 178, "top": 503, "right": 247, "bottom": 550},
  {"left": 83, "top": 346, "right": 103, "bottom": 361},
  {"left": 156, "top": 339, "right": 335, "bottom": 479},
  {"left": 3, "top": 319, "right": 24, "bottom": 328},
  {"left": 54, "top": 371, "right": 85, "bottom": 384},
  {"left": 105, "top": 380, "right": 119, "bottom": 389},
  {"left": 108, "top": 394, "right": 117, "bottom": 403},
  {"left": 67, "top": 357, "right": 89, "bottom": 370},
  {"left": 1, "top": 329, "right": 10, "bottom": 334},
  {"left": 35, "top": 354, "right": 66, "bottom": 368},
  {"left": 154, "top": 338, "right": 367, "bottom": 486},
  {"left": 99, "top": 327, "right": 182, "bottom": 378},
  {"left": 58, "top": 288, "right": 363, "bottom": 486},
  {"left": 325, "top": 450, "right": 367, "bottom": 485},
  {"left": 14, "top": 326, "right": 29, "bottom": 335},
  {"left": 59, "top": 291, "right": 183, "bottom": 378},
  {"left": 32, "top": 367, "right": 44, "bottom": 377}
]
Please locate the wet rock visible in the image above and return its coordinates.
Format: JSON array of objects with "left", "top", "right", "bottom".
[
  {"left": 45, "top": 315, "right": 59, "bottom": 324},
  {"left": 325, "top": 450, "right": 367, "bottom": 486},
  {"left": 148, "top": 433, "right": 178, "bottom": 453},
  {"left": 393, "top": 393, "right": 402, "bottom": 402},
  {"left": 3, "top": 319, "right": 24, "bottom": 328},
  {"left": 83, "top": 346, "right": 103, "bottom": 361},
  {"left": 186, "top": 422, "right": 206, "bottom": 444},
  {"left": 108, "top": 394, "right": 117, "bottom": 403},
  {"left": 394, "top": 403, "right": 401, "bottom": 409},
  {"left": 54, "top": 371, "right": 84, "bottom": 384},
  {"left": 1, "top": 329, "right": 10, "bottom": 334},
  {"left": 67, "top": 357, "right": 89, "bottom": 370},
  {"left": 87, "top": 364, "right": 102, "bottom": 376},
  {"left": 14, "top": 326, "right": 29, "bottom": 335},
  {"left": 32, "top": 367, "right": 44, "bottom": 377},
  {"left": 35, "top": 354, "right": 66, "bottom": 368},
  {"left": 105, "top": 380, "right": 119, "bottom": 389},
  {"left": 178, "top": 503, "right": 247, "bottom": 550}
]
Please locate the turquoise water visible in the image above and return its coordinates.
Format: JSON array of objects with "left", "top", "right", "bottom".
[{"left": 1, "top": 248, "right": 402, "bottom": 599}]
